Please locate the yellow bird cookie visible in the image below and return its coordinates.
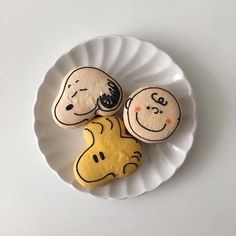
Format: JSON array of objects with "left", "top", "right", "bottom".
[{"left": 73, "top": 116, "right": 142, "bottom": 188}]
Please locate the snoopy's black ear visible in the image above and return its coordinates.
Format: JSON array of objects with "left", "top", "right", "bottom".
[
  {"left": 98, "top": 79, "right": 122, "bottom": 111},
  {"left": 125, "top": 98, "right": 133, "bottom": 109}
]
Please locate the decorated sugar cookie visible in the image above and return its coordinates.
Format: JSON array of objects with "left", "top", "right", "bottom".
[
  {"left": 123, "top": 87, "right": 181, "bottom": 143},
  {"left": 52, "top": 67, "right": 123, "bottom": 128},
  {"left": 73, "top": 116, "right": 142, "bottom": 188}
]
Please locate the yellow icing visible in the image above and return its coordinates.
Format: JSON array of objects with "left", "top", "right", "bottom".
[{"left": 73, "top": 116, "right": 142, "bottom": 188}]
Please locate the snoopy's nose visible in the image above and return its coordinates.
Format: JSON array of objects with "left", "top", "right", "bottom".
[{"left": 152, "top": 107, "right": 159, "bottom": 114}]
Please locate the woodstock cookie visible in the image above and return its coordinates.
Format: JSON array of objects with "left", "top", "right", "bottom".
[
  {"left": 52, "top": 66, "right": 123, "bottom": 128},
  {"left": 123, "top": 86, "right": 181, "bottom": 143},
  {"left": 73, "top": 116, "right": 142, "bottom": 188}
]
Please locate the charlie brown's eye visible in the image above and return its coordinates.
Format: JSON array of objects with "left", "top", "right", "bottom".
[
  {"left": 68, "top": 84, "right": 71, "bottom": 88},
  {"left": 66, "top": 104, "right": 73, "bottom": 111},
  {"left": 160, "top": 111, "right": 163, "bottom": 114},
  {"left": 146, "top": 106, "right": 150, "bottom": 110}
]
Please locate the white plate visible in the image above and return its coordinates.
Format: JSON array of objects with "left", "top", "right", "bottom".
[{"left": 34, "top": 35, "right": 197, "bottom": 199}]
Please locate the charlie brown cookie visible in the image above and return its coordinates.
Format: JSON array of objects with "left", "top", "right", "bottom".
[
  {"left": 123, "top": 87, "right": 181, "bottom": 143},
  {"left": 73, "top": 116, "right": 142, "bottom": 188},
  {"left": 52, "top": 67, "right": 123, "bottom": 128}
]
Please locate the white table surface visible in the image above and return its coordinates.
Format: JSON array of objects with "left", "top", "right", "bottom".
[{"left": 1, "top": 0, "right": 236, "bottom": 235}]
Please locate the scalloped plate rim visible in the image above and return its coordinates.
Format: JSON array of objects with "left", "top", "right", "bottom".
[{"left": 33, "top": 35, "right": 197, "bottom": 200}]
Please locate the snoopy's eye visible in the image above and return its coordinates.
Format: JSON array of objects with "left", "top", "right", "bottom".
[
  {"left": 160, "top": 111, "right": 163, "bottom": 114},
  {"left": 66, "top": 104, "right": 73, "bottom": 111},
  {"left": 68, "top": 84, "right": 71, "bottom": 88},
  {"left": 76, "top": 80, "right": 79, "bottom": 83},
  {"left": 146, "top": 106, "right": 150, "bottom": 110}
]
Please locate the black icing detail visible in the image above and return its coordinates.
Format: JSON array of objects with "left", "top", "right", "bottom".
[
  {"left": 125, "top": 98, "right": 133, "bottom": 109},
  {"left": 66, "top": 104, "right": 73, "bottom": 111},
  {"left": 123, "top": 163, "right": 138, "bottom": 174},
  {"left": 92, "top": 121, "right": 104, "bottom": 134},
  {"left": 79, "top": 88, "right": 88, "bottom": 91},
  {"left": 151, "top": 107, "right": 159, "bottom": 114},
  {"left": 126, "top": 87, "right": 181, "bottom": 142},
  {"left": 106, "top": 118, "right": 113, "bottom": 129},
  {"left": 99, "top": 152, "right": 105, "bottom": 160},
  {"left": 125, "top": 129, "right": 130, "bottom": 135},
  {"left": 134, "top": 151, "right": 141, "bottom": 157},
  {"left": 151, "top": 93, "right": 168, "bottom": 106},
  {"left": 99, "top": 79, "right": 121, "bottom": 109},
  {"left": 93, "top": 154, "right": 99, "bottom": 163},
  {"left": 131, "top": 156, "right": 140, "bottom": 162},
  {"left": 115, "top": 117, "right": 137, "bottom": 142},
  {"left": 71, "top": 91, "right": 78, "bottom": 98}
]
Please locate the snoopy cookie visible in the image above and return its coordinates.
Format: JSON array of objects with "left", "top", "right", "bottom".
[
  {"left": 73, "top": 116, "right": 142, "bottom": 188},
  {"left": 52, "top": 67, "right": 123, "bottom": 128},
  {"left": 123, "top": 86, "right": 181, "bottom": 143}
]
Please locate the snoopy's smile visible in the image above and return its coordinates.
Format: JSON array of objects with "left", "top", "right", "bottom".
[{"left": 74, "top": 104, "right": 98, "bottom": 116}]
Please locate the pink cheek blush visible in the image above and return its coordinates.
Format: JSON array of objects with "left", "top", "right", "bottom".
[
  {"left": 134, "top": 106, "right": 142, "bottom": 112},
  {"left": 166, "top": 118, "right": 172, "bottom": 124}
]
